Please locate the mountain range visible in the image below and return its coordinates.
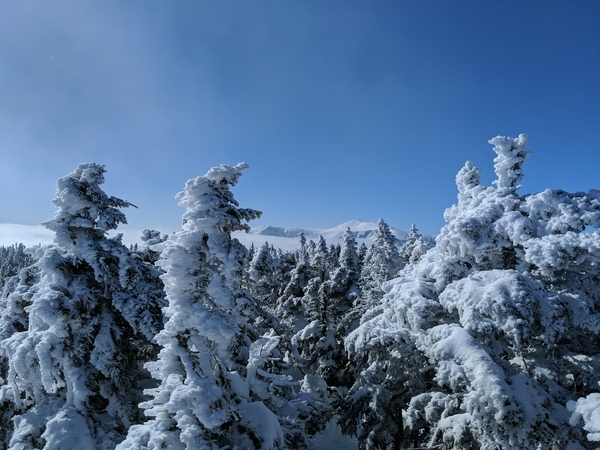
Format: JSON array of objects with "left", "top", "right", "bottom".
[
  {"left": 232, "top": 219, "right": 436, "bottom": 252},
  {"left": 0, "top": 220, "right": 436, "bottom": 252}
]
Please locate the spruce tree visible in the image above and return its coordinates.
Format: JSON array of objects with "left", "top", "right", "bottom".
[
  {"left": 118, "top": 163, "right": 293, "bottom": 449},
  {"left": 346, "top": 135, "right": 600, "bottom": 449},
  {"left": 399, "top": 224, "right": 430, "bottom": 266},
  {"left": 354, "top": 219, "right": 403, "bottom": 325},
  {"left": 0, "top": 163, "right": 165, "bottom": 450},
  {"left": 248, "top": 242, "right": 281, "bottom": 308},
  {"left": 0, "top": 244, "right": 36, "bottom": 292},
  {"left": 275, "top": 234, "right": 311, "bottom": 332},
  {"left": 294, "top": 229, "right": 359, "bottom": 389}
]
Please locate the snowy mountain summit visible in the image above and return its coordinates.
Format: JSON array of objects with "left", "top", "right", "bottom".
[{"left": 234, "top": 219, "right": 434, "bottom": 251}]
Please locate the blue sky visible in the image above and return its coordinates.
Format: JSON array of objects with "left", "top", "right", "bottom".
[{"left": 1, "top": 1, "right": 599, "bottom": 237}]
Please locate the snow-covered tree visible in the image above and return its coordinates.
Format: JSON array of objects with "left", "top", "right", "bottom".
[
  {"left": 0, "top": 163, "right": 165, "bottom": 450},
  {"left": 339, "top": 324, "right": 427, "bottom": 450},
  {"left": 293, "top": 229, "right": 360, "bottom": 389},
  {"left": 357, "top": 242, "right": 368, "bottom": 269},
  {"left": 0, "top": 244, "right": 36, "bottom": 292},
  {"left": 360, "top": 219, "right": 403, "bottom": 298},
  {"left": 346, "top": 135, "right": 600, "bottom": 449},
  {"left": 275, "top": 235, "right": 312, "bottom": 332},
  {"left": 118, "top": 163, "right": 299, "bottom": 449},
  {"left": 399, "top": 224, "right": 430, "bottom": 266},
  {"left": 310, "top": 236, "right": 329, "bottom": 281},
  {"left": 569, "top": 389, "right": 600, "bottom": 445},
  {"left": 353, "top": 219, "right": 403, "bottom": 325},
  {"left": 248, "top": 242, "right": 282, "bottom": 307},
  {"left": 246, "top": 329, "right": 330, "bottom": 449},
  {"left": 134, "top": 229, "right": 169, "bottom": 265},
  {"left": 338, "top": 228, "right": 360, "bottom": 288}
]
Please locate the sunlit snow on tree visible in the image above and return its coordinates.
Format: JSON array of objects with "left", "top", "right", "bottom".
[
  {"left": 0, "top": 163, "right": 165, "bottom": 450},
  {"left": 345, "top": 134, "right": 600, "bottom": 449}
]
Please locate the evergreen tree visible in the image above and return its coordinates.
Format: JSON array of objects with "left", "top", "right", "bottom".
[
  {"left": 399, "top": 224, "right": 430, "bottom": 266},
  {"left": 309, "top": 236, "right": 329, "bottom": 281},
  {"left": 354, "top": 219, "right": 403, "bottom": 325},
  {"left": 357, "top": 242, "right": 368, "bottom": 272},
  {"left": 339, "top": 228, "right": 360, "bottom": 282},
  {"left": 275, "top": 234, "right": 311, "bottom": 332},
  {"left": 136, "top": 229, "right": 169, "bottom": 265},
  {"left": 294, "top": 229, "right": 359, "bottom": 389},
  {"left": 346, "top": 135, "right": 600, "bottom": 449},
  {"left": 248, "top": 242, "right": 282, "bottom": 308},
  {"left": 328, "top": 243, "right": 340, "bottom": 273},
  {"left": 0, "top": 163, "right": 165, "bottom": 450},
  {"left": 246, "top": 329, "right": 330, "bottom": 449},
  {"left": 118, "top": 163, "right": 293, "bottom": 449},
  {"left": 0, "top": 243, "right": 36, "bottom": 292}
]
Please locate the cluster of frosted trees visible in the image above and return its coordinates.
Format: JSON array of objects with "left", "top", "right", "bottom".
[
  {"left": 0, "top": 244, "right": 34, "bottom": 292},
  {"left": 1, "top": 134, "right": 599, "bottom": 449}
]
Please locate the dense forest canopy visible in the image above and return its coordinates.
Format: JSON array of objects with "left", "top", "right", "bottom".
[{"left": 1, "top": 135, "right": 599, "bottom": 449}]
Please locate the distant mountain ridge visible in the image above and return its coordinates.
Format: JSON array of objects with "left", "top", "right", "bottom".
[
  {"left": 234, "top": 220, "right": 435, "bottom": 252},
  {"left": 249, "top": 220, "right": 408, "bottom": 240},
  {"left": 0, "top": 220, "right": 436, "bottom": 253}
]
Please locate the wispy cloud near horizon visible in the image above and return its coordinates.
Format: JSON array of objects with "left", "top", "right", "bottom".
[
  {"left": 0, "top": 223, "right": 152, "bottom": 248},
  {"left": 0, "top": 224, "right": 54, "bottom": 247}
]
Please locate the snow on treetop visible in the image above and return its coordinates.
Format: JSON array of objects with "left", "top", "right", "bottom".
[
  {"left": 489, "top": 133, "right": 531, "bottom": 192},
  {"left": 176, "top": 162, "right": 249, "bottom": 210},
  {"left": 43, "top": 162, "right": 134, "bottom": 247},
  {"left": 205, "top": 162, "right": 249, "bottom": 186},
  {"left": 175, "top": 162, "right": 261, "bottom": 235}
]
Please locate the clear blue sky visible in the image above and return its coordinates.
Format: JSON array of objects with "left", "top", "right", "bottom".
[{"left": 1, "top": 1, "right": 599, "bottom": 236}]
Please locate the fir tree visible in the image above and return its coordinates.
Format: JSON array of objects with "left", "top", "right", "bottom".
[
  {"left": 354, "top": 219, "right": 403, "bottom": 325},
  {"left": 248, "top": 242, "right": 281, "bottom": 308},
  {"left": 346, "top": 135, "right": 600, "bottom": 449},
  {"left": 0, "top": 243, "right": 36, "bottom": 292},
  {"left": 0, "top": 163, "right": 165, "bottom": 450},
  {"left": 294, "top": 230, "right": 359, "bottom": 389},
  {"left": 275, "top": 234, "right": 311, "bottom": 332},
  {"left": 118, "top": 163, "right": 293, "bottom": 449},
  {"left": 399, "top": 224, "right": 430, "bottom": 266}
]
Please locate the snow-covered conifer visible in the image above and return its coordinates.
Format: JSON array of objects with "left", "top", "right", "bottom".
[
  {"left": 346, "top": 135, "right": 600, "bottom": 449},
  {"left": 118, "top": 163, "right": 295, "bottom": 449},
  {"left": 248, "top": 242, "right": 282, "bottom": 307},
  {"left": 338, "top": 228, "right": 360, "bottom": 285},
  {"left": 360, "top": 219, "right": 403, "bottom": 297},
  {"left": 310, "top": 236, "right": 329, "bottom": 281},
  {"left": 328, "top": 243, "right": 340, "bottom": 273},
  {"left": 297, "top": 232, "right": 308, "bottom": 266},
  {"left": 275, "top": 235, "right": 312, "bottom": 331},
  {"left": 353, "top": 219, "right": 403, "bottom": 326},
  {"left": 246, "top": 329, "right": 330, "bottom": 448},
  {"left": 357, "top": 242, "right": 368, "bottom": 270},
  {"left": 0, "top": 244, "right": 36, "bottom": 292},
  {"left": 400, "top": 224, "right": 430, "bottom": 266},
  {"left": 293, "top": 230, "right": 359, "bottom": 389},
  {"left": 0, "top": 163, "right": 165, "bottom": 450}
]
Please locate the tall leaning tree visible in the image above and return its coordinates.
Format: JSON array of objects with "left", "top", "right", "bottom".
[{"left": 119, "top": 163, "right": 294, "bottom": 450}]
